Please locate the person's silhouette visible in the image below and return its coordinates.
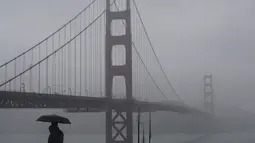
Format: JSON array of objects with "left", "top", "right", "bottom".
[{"left": 48, "top": 122, "right": 64, "bottom": 143}]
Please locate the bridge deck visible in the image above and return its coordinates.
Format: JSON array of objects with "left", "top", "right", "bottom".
[{"left": 0, "top": 91, "right": 206, "bottom": 115}]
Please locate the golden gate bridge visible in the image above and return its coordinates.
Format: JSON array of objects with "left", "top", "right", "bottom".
[{"left": 0, "top": 0, "right": 212, "bottom": 143}]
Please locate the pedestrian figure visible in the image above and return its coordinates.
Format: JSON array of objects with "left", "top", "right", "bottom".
[{"left": 48, "top": 122, "right": 64, "bottom": 143}]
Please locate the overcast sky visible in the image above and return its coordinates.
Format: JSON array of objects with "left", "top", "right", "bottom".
[{"left": 0, "top": 0, "right": 255, "bottom": 111}]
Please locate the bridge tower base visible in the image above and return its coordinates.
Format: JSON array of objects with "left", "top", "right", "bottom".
[{"left": 105, "top": 1, "right": 133, "bottom": 143}]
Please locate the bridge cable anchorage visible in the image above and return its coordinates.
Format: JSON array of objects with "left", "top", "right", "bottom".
[
  {"left": 113, "top": 2, "right": 168, "bottom": 100},
  {"left": 0, "top": 0, "right": 96, "bottom": 69},
  {"left": 0, "top": 0, "right": 118, "bottom": 88},
  {"left": 132, "top": 0, "right": 183, "bottom": 102}
]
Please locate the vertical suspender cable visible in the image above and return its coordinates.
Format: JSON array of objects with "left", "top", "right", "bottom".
[
  {"left": 46, "top": 39, "right": 48, "bottom": 93},
  {"left": 95, "top": 1, "right": 98, "bottom": 96},
  {"left": 61, "top": 29, "right": 64, "bottom": 94},
  {"left": 23, "top": 54, "right": 26, "bottom": 86},
  {"left": 52, "top": 35, "right": 54, "bottom": 93},
  {"left": 38, "top": 45, "right": 41, "bottom": 93},
  {"left": 14, "top": 59, "right": 17, "bottom": 91},
  {"left": 74, "top": 19, "right": 77, "bottom": 96},
  {"left": 64, "top": 26, "right": 67, "bottom": 94},
  {"left": 80, "top": 14, "right": 82, "bottom": 96},
  {"left": 84, "top": 11, "right": 87, "bottom": 95},
  {"left": 92, "top": 4, "right": 95, "bottom": 96},
  {"left": 137, "top": 107, "right": 140, "bottom": 143},
  {"left": 58, "top": 32, "right": 61, "bottom": 93},
  {"left": 68, "top": 23, "right": 71, "bottom": 94},
  {"left": 149, "top": 112, "right": 152, "bottom": 143},
  {"left": 100, "top": 1, "right": 103, "bottom": 97},
  {"left": 4, "top": 64, "right": 7, "bottom": 91},
  {"left": 89, "top": 7, "right": 92, "bottom": 96},
  {"left": 30, "top": 49, "right": 33, "bottom": 92}
]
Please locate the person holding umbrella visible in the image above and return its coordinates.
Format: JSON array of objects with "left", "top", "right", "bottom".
[
  {"left": 48, "top": 122, "right": 64, "bottom": 143},
  {"left": 37, "top": 114, "right": 71, "bottom": 143}
]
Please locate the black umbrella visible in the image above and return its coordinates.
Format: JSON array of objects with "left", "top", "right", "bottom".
[{"left": 36, "top": 114, "right": 71, "bottom": 124}]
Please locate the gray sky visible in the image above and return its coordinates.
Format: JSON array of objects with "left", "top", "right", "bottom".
[{"left": 0, "top": 0, "right": 255, "bottom": 111}]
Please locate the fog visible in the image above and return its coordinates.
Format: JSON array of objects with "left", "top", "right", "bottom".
[
  {"left": 1, "top": 104, "right": 255, "bottom": 134},
  {"left": 1, "top": 0, "right": 255, "bottom": 136}
]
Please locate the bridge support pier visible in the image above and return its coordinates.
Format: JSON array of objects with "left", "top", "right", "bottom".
[{"left": 105, "top": 0, "right": 133, "bottom": 143}]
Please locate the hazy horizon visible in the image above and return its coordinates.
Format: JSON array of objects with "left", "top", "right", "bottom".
[{"left": 1, "top": 1, "right": 255, "bottom": 143}]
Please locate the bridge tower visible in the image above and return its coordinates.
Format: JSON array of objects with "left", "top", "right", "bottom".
[
  {"left": 105, "top": 0, "right": 133, "bottom": 143},
  {"left": 204, "top": 75, "right": 214, "bottom": 115}
]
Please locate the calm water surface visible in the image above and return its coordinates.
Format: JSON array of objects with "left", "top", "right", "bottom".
[{"left": 1, "top": 133, "right": 255, "bottom": 143}]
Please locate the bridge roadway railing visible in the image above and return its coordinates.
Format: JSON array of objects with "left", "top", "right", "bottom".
[{"left": 0, "top": 91, "right": 209, "bottom": 117}]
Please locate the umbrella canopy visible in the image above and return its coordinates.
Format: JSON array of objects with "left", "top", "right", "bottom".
[{"left": 36, "top": 114, "right": 71, "bottom": 124}]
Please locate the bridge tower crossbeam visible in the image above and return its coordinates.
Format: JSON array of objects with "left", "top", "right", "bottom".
[{"left": 105, "top": 0, "right": 133, "bottom": 143}]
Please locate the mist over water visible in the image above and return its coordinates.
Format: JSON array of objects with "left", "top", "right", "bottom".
[
  {"left": 1, "top": 0, "right": 255, "bottom": 142},
  {"left": 2, "top": 133, "right": 255, "bottom": 143},
  {"left": 1, "top": 104, "right": 255, "bottom": 142}
]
